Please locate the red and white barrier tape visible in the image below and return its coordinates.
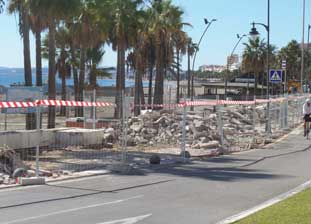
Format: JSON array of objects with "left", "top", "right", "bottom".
[
  {"left": 185, "top": 101, "right": 217, "bottom": 106},
  {"left": 0, "top": 101, "right": 36, "bottom": 108},
  {"left": 134, "top": 103, "right": 185, "bottom": 109},
  {"left": 255, "top": 99, "right": 270, "bottom": 103},
  {"left": 36, "top": 100, "right": 114, "bottom": 107},
  {"left": 219, "top": 100, "right": 255, "bottom": 105},
  {"left": 0, "top": 94, "right": 310, "bottom": 109}
]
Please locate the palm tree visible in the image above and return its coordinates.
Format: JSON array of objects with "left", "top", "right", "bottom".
[
  {"left": 242, "top": 38, "right": 266, "bottom": 96},
  {"left": 8, "top": 0, "right": 32, "bottom": 87},
  {"left": 8, "top": 0, "right": 35, "bottom": 130},
  {"left": 29, "top": 11, "right": 46, "bottom": 87},
  {"left": 86, "top": 46, "right": 105, "bottom": 90},
  {"left": 0, "top": 0, "right": 5, "bottom": 13},
  {"left": 242, "top": 37, "right": 277, "bottom": 96},
  {"left": 147, "top": 0, "right": 185, "bottom": 108},
  {"left": 172, "top": 30, "right": 187, "bottom": 103},
  {"left": 29, "top": 0, "right": 82, "bottom": 128},
  {"left": 67, "top": 0, "right": 109, "bottom": 117},
  {"left": 100, "top": 0, "right": 143, "bottom": 118},
  {"left": 146, "top": 38, "right": 156, "bottom": 107},
  {"left": 55, "top": 27, "right": 72, "bottom": 116},
  {"left": 277, "top": 40, "right": 301, "bottom": 81}
]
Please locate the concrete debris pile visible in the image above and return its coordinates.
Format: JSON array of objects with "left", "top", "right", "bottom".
[
  {"left": 121, "top": 106, "right": 271, "bottom": 151},
  {"left": 0, "top": 147, "right": 29, "bottom": 184},
  {"left": 0, "top": 147, "right": 26, "bottom": 176}
]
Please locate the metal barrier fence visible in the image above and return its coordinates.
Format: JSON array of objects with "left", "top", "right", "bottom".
[{"left": 0, "top": 93, "right": 309, "bottom": 183}]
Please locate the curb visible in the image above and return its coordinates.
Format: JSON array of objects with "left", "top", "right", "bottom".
[
  {"left": 216, "top": 180, "right": 311, "bottom": 224},
  {"left": 232, "top": 124, "right": 303, "bottom": 156},
  {"left": 0, "top": 170, "right": 111, "bottom": 191}
]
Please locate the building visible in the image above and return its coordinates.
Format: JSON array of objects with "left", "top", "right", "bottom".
[
  {"left": 227, "top": 54, "right": 239, "bottom": 65},
  {"left": 199, "top": 65, "right": 226, "bottom": 73},
  {"left": 227, "top": 54, "right": 241, "bottom": 71}
]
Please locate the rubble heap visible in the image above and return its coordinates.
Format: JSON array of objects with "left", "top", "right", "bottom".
[
  {"left": 121, "top": 106, "right": 272, "bottom": 151},
  {"left": 0, "top": 147, "right": 26, "bottom": 176}
]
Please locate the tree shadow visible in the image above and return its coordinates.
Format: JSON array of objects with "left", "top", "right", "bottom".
[
  {"left": 35, "top": 147, "right": 291, "bottom": 184},
  {"left": 149, "top": 164, "right": 288, "bottom": 182},
  {"left": 200, "top": 156, "right": 255, "bottom": 164}
]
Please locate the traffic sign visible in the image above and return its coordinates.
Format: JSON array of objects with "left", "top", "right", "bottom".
[
  {"left": 282, "top": 60, "right": 286, "bottom": 70},
  {"left": 269, "top": 69, "right": 283, "bottom": 83}
]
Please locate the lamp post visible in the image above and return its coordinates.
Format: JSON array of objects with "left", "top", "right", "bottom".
[
  {"left": 225, "top": 34, "right": 247, "bottom": 99},
  {"left": 308, "top": 24, "right": 311, "bottom": 48},
  {"left": 301, "top": 0, "right": 306, "bottom": 92},
  {"left": 191, "top": 18, "right": 216, "bottom": 105},
  {"left": 249, "top": 0, "right": 271, "bottom": 133}
]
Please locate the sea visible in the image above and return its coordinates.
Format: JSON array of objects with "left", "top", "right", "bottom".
[
  {"left": 0, "top": 67, "right": 137, "bottom": 87},
  {"left": 0, "top": 67, "right": 178, "bottom": 91}
]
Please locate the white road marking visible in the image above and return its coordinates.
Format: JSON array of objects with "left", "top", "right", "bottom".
[
  {"left": 217, "top": 180, "right": 311, "bottom": 224},
  {"left": 0, "top": 195, "right": 143, "bottom": 224},
  {"left": 97, "top": 214, "right": 152, "bottom": 224}
]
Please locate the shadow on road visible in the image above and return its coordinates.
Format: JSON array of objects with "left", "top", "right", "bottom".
[{"left": 146, "top": 162, "right": 290, "bottom": 182}]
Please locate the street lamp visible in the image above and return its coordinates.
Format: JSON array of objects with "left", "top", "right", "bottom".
[
  {"left": 191, "top": 18, "right": 217, "bottom": 105},
  {"left": 307, "top": 24, "right": 311, "bottom": 48},
  {"left": 249, "top": 0, "right": 271, "bottom": 133},
  {"left": 302, "top": 0, "right": 306, "bottom": 92},
  {"left": 225, "top": 34, "right": 247, "bottom": 99}
]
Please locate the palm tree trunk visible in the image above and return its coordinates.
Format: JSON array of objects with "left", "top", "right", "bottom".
[
  {"left": 114, "top": 40, "right": 125, "bottom": 119},
  {"left": 22, "top": 13, "right": 32, "bottom": 87},
  {"left": 35, "top": 31, "right": 42, "bottom": 87},
  {"left": 134, "top": 68, "right": 140, "bottom": 116},
  {"left": 70, "top": 44, "right": 79, "bottom": 117},
  {"left": 60, "top": 71, "right": 66, "bottom": 116},
  {"left": 114, "top": 47, "right": 121, "bottom": 118},
  {"left": 154, "top": 38, "right": 164, "bottom": 108},
  {"left": 90, "top": 65, "right": 97, "bottom": 89},
  {"left": 255, "top": 72, "right": 258, "bottom": 97},
  {"left": 176, "top": 49, "right": 180, "bottom": 103},
  {"left": 21, "top": 9, "right": 36, "bottom": 130},
  {"left": 47, "top": 20, "right": 56, "bottom": 129},
  {"left": 139, "top": 72, "right": 145, "bottom": 107},
  {"left": 261, "top": 72, "right": 264, "bottom": 97},
  {"left": 77, "top": 46, "right": 86, "bottom": 117},
  {"left": 187, "top": 50, "right": 191, "bottom": 98},
  {"left": 89, "top": 64, "right": 97, "bottom": 119},
  {"left": 147, "top": 65, "right": 153, "bottom": 107}
]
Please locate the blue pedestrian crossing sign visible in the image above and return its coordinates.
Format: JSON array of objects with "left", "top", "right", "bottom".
[{"left": 269, "top": 70, "right": 283, "bottom": 83}]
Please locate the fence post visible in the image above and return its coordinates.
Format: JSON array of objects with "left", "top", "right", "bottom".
[
  {"left": 216, "top": 95, "right": 224, "bottom": 149},
  {"left": 66, "top": 92, "right": 70, "bottom": 118},
  {"left": 181, "top": 98, "right": 187, "bottom": 162},
  {"left": 295, "top": 99, "right": 300, "bottom": 126},
  {"left": 83, "top": 90, "right": 86, "bottom": 129},
  {"left": 121, "top": 90, "right": 127, "bottom": 164},
  {"left": 284, "top": 93, "right": 288, "bottom": 129},
  {"left": 35, "top": 104, "right": 41, "bottom": 177},
  {"left": 4, "top": 112, "right": 7, "bottom": 131},
  {"left": 169, "top": 86, "right": 171, "bottom": 111},
  {"left": 92, "top": 89, "right": 96, "bottom": 130},
  {"left": 280, "top": 97, "right": 284, "bottom": 129},
  {"left": 253, "top": 96, "right": 256, "bottom": 143},
  {"left": 266, "top": 99, "right": 271, "bottom": 136}
]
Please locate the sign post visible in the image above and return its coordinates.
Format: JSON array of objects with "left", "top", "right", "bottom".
[{"left": 282, "top": 60, "right": 287, "bottom": 94}]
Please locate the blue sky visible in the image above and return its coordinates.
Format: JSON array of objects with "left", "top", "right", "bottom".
[{"left": 0, "top": 0, "right": 309, "bottom": 69}]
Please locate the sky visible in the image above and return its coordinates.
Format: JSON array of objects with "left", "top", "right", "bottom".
[{"left": 0, "top": 0, "right": 310, "bottom": 70}]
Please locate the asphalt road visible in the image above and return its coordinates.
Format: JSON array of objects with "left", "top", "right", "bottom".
[{"left": 1, "top": 128, "right": 311, "bottom": 224}]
